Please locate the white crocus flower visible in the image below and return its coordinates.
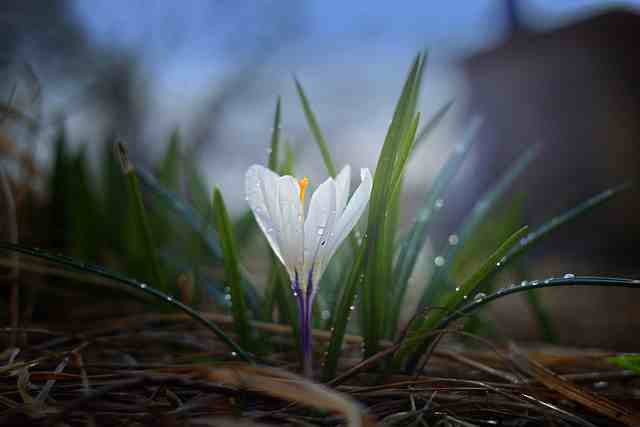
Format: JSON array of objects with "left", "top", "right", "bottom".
[
  {"left": 245, "top": 164, "right": 372, "bottom": 377},
  {"left": 245, "top": 164, "right": 372, "bottom": 295}
]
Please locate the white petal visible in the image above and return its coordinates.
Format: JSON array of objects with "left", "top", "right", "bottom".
[
  {"left": 303, "top": 177, "right": 337, "bottom": 289},
  {"left": 276, "top": 175, "right": 304, "bottom": 279},
  {"left": 325, "top": 168, "right": 372, "bottom": 261},
  {"left": 334, "top": 165, "right": 351, "bottom": 218},
  {"left": 245, "top": 165, "right": 286, "bottom": 266}
]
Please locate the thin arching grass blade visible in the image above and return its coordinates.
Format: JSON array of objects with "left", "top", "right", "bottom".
[
  {"left": 0, "top": 242, "right": 253, "bottom": 362},
  {"left": 294, "top": 78, "right": 337, "bottom": 177},
  {"left": 395, "top": 226, "right": 529, "bottom": 370},
  {"left": 438, "top": 275, "right": 640, "bottom": 332},
  {"left": 500, "top": 182, "right": 632, "bottom": 267},
  {"left": 387, "top": 117, "right": 481, "bottom": 338},
  {"left": 418, "top": 144, "right": 540, "bottom": 312},
  {"left": 411, "top": 100, "right": 453, "bottom": 151},
  {"left": 213, "top": 188, "right": 252, "bottom": 350}
]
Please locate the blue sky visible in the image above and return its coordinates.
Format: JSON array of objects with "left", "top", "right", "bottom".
[{"left": 68, "top": 0, "right": 640, "bottom": 211}]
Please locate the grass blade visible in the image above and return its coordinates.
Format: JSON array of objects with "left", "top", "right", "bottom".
[
  {"left": 268, "top": 97, "right": 282, "bottom": 171},
  {"left": 321, "top": 240, "right": 367, "bottom": 381},
  {"left": 294, "top": 78, "right": 337, "bottom": 177},
  {"left": 500, "top": 182, "right": 632, "bottom": 266},
  {"left": 396, "top": 225, "right": 529, "bottom": 370},
  {"left": 418, "top": 144, "right": 540, "bottom": 312},
  {"left": 387, "top": 117, "right": 481, "bottom": 337},
  {"left": 437, "top": 275, "right": 640, "bottom": 333},
  {"left": 115, "top": 142, "right": 168, "bottom": 294},
  {"left": 135, "top": 167, "right": 262, "bottom": 315},
  {"left": 213, "top": 187, "right": 252, "bottom": 350},
  {"left": 412, "top": 100, "right": 454, "bottom": 151},
  {"left": 0, "top": 242, "right": 253, "bottom": 362},
  {"left": 158, "top": 129, "right": 181, "bottom": 193},
  {"left": 361, "top": 53, "right": 424, "bottom": 356}
]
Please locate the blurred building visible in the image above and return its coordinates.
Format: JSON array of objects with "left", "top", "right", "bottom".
[
  {"left": 462, "top": 5, "right": 640, "bottom": 274},
  {"left": 462, "top": 4, "right": 640, "bottom": 349}
]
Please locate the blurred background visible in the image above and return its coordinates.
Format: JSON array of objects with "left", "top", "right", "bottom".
[{"left": 1, "top": 0, "right": 640, "bottom": 349}]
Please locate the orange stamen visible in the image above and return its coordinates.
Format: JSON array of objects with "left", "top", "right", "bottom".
[{"left": 298, "top": 176, "right": 309, "bottom": 206}]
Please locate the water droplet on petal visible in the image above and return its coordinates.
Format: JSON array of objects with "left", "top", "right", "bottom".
[
  {"left": 530, "top": 280, "right": 539, "bottom": 286},
  {"left": 139, "top": 283, "right": 147, "bottom": 289},
  {"left": 520, "top": 280, "right": 528, "bottom": 286},
  {"left": 455, "top": 286, "right": 461, "bottom": 292},
  {"left": 434, "top": 256, "right": 445, "bottom": 267},
  {"left": 474, "top": 293, "right": 486, "bottom": 302},
  {"left": 224, "top": 294, "right": 231, "bottom": 301},
  {"left": 448, "top": 234, "right": 459, "bottom": 245},
  {"left": 563, "top": 273, "right": 575, "bottom": 279},
  {"left": 349, "top": 305, "right": 355, "bottom": 311},
  {"left": 321, "top": 310, "right": 331, "bottom": 320},
  {"left": 231, "top": 351, "right": 238, "bottom": 357},
  {"left": 434, "top": 199, "right": 444, "bottom": 209}
]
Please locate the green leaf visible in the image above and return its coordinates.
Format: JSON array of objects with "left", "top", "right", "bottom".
[
  {"left": 212, "top": 187, "right": 252, "bottom": 350},
  {"left": 158, "top": 129, "right": 181, "bottom": 193},
  {"left": 435, "top": 275, "right": 640, "bottom": 334},
  {"left": 500, "top": 182, "right": 632, "bottom": 266},
  {"left": 608, "top": 355, "right": 640, "bottom": 374},
  {"left": 294, "top": 78, "right": 337, "bottom": 177},
  {"left": 418, "top": 144, "right": 540, "bottom": 312},
  {"left": 268, "top": 97, "right": 282, "bottom": 171},
  {"left": 411, "top": 100, "right": 453, "bottom": 151},
  {"left": 361, "top": 54, "right": 425, "bottom": 356},
  {"left": 135, "top": 167, "right": 262, "bottom": 316},
  {"left": 396, "top": 226, "right": 529, "bottom": 370},
  {"left": 386, "top": 118, "right": 481, "bottom": 338},
  {"left": 115, "top": 142, "right": 168, "bottom": 295},
  {"left": 0, "top": 242, "right": 253, "bottom": 362},
  {"left": 321, "top": 238, "right": 367, "bottom": 381}
]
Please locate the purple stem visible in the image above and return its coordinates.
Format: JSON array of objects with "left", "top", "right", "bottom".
[{"left": 293, "top": 270, "right": 315, "bottom": 378}]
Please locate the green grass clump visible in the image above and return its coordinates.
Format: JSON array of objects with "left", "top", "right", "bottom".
[{"left": 0, "top": 52, "right": 634, "bottom": 383}]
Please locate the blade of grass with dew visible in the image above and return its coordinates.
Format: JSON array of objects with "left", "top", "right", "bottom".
[
  {"left": 321, "top": 238, "right": 367, "bottom": 381},
  {"left": 294, "top": 79, "right": 336, "bottom": 177},
  {"left": 135, "top": 167, "right": 262, "bottom": 315},
  {"left": 396, "top": 225, "right": 529, "bottom": 370},
  {"left": 212, "top": 187, "right": 252, "bottom": 350},
  {"left": 386, "top": 118, "right": 482, "bottom": 338},
  {"left": 457, "top": 194, "right": 526, "bottom": 336},
  {"left": 0, "top": 242, "right": 253, "bottom": 362},
  {"left": 436, "top": 275, "right": 640, "bottom": 333},
  {"left": 361, "top": 54, "right": 424, "bottom": 356},
  {"left": 498, "top": 182, "right": 632, "bottom": 268},
  {"left": 115, "top": 142, "right": 169, "bottom": 294},
  {"left": 417, "top": 144, "right": 540, "bottom": 313}
]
